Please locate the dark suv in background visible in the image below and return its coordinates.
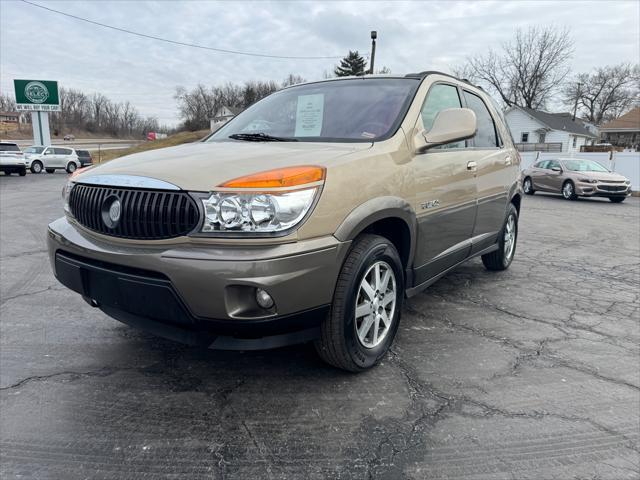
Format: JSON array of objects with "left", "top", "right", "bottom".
[{"left": 75, "top": 150, "right": 93, "bottom": 167}]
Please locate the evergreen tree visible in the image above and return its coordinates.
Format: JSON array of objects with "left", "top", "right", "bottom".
[{"left": 334, "top": 51, "right": 367, "bottom": 77}]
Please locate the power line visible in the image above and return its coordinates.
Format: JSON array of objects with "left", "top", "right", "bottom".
[{"left": 20, "top": 0, "right": 357, "bottom": 60}]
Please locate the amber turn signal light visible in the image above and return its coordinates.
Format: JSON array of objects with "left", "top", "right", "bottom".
[
  {"left": 69, "top": 166, "right": 92, "bottom": 179},
  {"left": 219, "top": 165, "right": 326, "bottom": 188}
]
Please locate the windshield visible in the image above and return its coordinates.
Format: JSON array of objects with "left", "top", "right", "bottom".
[
  {"left": 25, "top": 146, "right": 44, "bottom": 153},
  {"left": 562, "top": 159, "right": 609, "bottom": 172},
  {"left": 209, "top": 78, "right": 420, "bottom": 143}
]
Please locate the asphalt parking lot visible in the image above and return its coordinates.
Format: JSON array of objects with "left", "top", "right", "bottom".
[{"left": 1, "top": 172, "right": 639, "bottom": 479}]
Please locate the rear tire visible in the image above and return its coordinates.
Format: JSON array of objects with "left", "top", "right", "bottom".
[
  {"left": 482, "top": 203, "right": 518, "bottom": 271},
  {"left": 30, "top": 161, "right": 43, "bottom": 174},
  {"left": 46, "top": 168, "right": 55, "bottom": 174},
  {"left": 66, "top": 162, "right": 77, "bottom": 174},
  {"left": 609, "top": 197, "right": 626, "bottom": 203},
  {"left": 523, "top": 177, "right": 535, "bottom": 195},
  {"left": 562, "top": 180, "right": 577, "bottom": 200},
  {"left": 315, "top": 234, "right": 404, "bottom": 372}
]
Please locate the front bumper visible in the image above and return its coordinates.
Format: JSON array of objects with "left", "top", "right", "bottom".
[
  {"left": 576, "top": 183, "right": 631, "bottom": 197},
  {"left": 48, "top": 217, "right": 350, "bottom": 349}
]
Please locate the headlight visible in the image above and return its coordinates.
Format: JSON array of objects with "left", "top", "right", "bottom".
[
  {"left": 198, "top": 165, "right": 325, "bottom": 235},
  {"left": 62, "top": 181, "right": 74, "bottom": 214},
  {"left": 200, "top": 188, "right": 318, "bottom": 233}
]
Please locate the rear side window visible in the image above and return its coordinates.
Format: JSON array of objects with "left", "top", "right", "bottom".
[
  {"left": 77, "top": 150, "right": 90, "bottom": 157},
  {"left": 54, "top": 148, "right": 72, "bottom": 155},
  {"left": 0, "top": 143, "right": 20, "bottom": 152},
  {"left": 463, "top": 91, "right": 498, "bottom": 148},
  {"left": 420, "top": 83, "right": 464, "bottom": 149}
]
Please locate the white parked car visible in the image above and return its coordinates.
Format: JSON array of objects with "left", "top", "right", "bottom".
[
  {"left": 24, "top": 146, "right": 80, "bottom": 174},
  {"left": 0, "top": 142, "right": 26, "bottom": 176}
]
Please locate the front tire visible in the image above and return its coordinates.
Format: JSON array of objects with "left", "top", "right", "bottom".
[
  {"left": 315, "top": 234, "right": 404, "bottom": 372},
  {"left": 30, "top": 161, "right": 43, "bottom": 174},
  {"left": 523, "top": 177, "right": 535, "bottom": 195},
  {"left": 482, "top": 203, "right": 518, "bottom": 271},
  {"left": 562, "top": 180, "right": 577, "bottom": 200},
  {"left": 609, "top": 197, "right": 626, "bottom": 203}
]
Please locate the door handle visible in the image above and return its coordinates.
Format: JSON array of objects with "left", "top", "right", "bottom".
[
  {"left": 505, "top": 156, "right": 513, "bottom": 166},
  {"left": 467, "top": 161, "right": 477, "bottom": 171}
]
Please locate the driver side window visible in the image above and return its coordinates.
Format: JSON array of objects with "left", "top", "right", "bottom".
[{"left": 420, "top": 83, "right": 464, "bottom": 149}]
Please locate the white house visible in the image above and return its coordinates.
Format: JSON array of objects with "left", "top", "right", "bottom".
[
  {"left": 210, "top": 106, "right": 243, "bottom": 131},
  {"left": 504, "top": 106, "right": 597, "bottom": 153}
]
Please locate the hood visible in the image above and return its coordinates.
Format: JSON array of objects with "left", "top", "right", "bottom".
[
  {"left": 74, "top": 141, "right": 372, "bottom": 191},
  {"left": 571, "top": 170, "right": 628, "bottom": 182}
]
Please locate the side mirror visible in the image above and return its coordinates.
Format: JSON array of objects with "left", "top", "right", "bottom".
[
  {"left": 551, "top": 166, "right": 562, "bottom": 173},
  {"left": 415, "top": 108, "right": 477, "bottom": 153}
]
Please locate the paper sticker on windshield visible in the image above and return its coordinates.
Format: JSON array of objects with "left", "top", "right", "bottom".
[{"left": 295, "top": 94, "right": 324, "bottom": 137}]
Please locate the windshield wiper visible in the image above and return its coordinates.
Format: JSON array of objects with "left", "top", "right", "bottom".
[{"left": 229, "top": 132, "right": 297, "bottom": 142}]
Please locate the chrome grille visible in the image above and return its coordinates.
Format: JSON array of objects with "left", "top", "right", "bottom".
[{"left": 69, "top": 184, "right": 199, "bottom": 239}]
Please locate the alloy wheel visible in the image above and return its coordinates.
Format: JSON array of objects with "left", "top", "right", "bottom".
[
  {"left": 504, "top": 214, "right": 516, "bottom": 261},
  {"left": 562, "top": 182, "right": 573, "bottom": 199},
  {"left": 354, "top": 260, "right": 397, "bottom": 349}
]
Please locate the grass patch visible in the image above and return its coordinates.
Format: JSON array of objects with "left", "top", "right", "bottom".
[{"left": 96, "top": 130, "right": 210, "bottom": 163}]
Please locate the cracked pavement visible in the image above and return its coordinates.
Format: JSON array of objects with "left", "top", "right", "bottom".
[{"left": 1, "top": 173, "right": 639, "bottom": 479}]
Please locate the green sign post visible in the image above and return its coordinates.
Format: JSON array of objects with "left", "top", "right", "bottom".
[
  {"left": 13, "top": 79, "right": 60, "bottom": 146},
  {"left": 14, "top": 79, "right": 60, "bottom": 112}
]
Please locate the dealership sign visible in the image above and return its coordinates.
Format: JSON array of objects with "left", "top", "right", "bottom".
[{"left": 13, "top": 79, "right": 60, "bottom": 111}]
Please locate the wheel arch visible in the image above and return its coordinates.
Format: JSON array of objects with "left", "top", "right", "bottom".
[
  {"left": 508, "top": 182, "right": 523, "bottom": 215},
  {"left": 333, "top": 196, "right": 417, "bottom": 272}
]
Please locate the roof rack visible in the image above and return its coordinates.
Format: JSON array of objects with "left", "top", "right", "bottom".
[{"left": 404, "top": 70, "right": 484, "bottom": 90}]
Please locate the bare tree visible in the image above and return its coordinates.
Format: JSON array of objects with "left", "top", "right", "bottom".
[
  {"left": 175, "top": 80, "right": 280, "bottom": 131},
  {"left": 174, "top": 84, "right": 218, "bottom": 131},
  {"left": 563, "top": 64, "right": 640, "bottom": 124},
  {"left": 0, "top": 93, "right": 16, "bottom": 111},
  {"left": 90, "top": 93, "right": 109, "bottom": 131},
  {"left": 282, "top": 74, "right": 306, "bottom": 87},
  {"left": 451, "top": 63, "right": 477, "bottom": 83},
  {"left": 120, "top": 101, "right": 138, "bottom": 135},
  {"left": 457, "top": 26, "right": 573, "bottom": 109}
]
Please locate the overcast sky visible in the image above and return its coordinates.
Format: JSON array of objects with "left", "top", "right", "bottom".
[{"left": 1, "top": 0, "right": 638, "bottom": 125}]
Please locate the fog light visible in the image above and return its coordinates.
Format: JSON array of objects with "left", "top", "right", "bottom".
[{"left": 255, "top": 288, "right": 274, "bottom": 309}]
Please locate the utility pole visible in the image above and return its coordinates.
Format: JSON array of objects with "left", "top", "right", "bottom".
[
  {"left": 369, "top": 31, "right": 377, "bottom": 75},
  {"left": 572, "top": 82, "right": 582, "bottom": 122}
]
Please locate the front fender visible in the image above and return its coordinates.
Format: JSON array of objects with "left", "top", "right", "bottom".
[{"left": 333, "top": 196, "right": 417, "bottom": 267}]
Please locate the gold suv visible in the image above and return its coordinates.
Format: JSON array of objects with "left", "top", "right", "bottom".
[{"left": 48, "top": 72, "right": 522, "bottom": 371}]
